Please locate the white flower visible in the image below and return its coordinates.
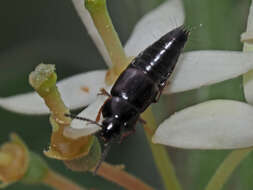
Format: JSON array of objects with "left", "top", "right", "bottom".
[
  {"left": 2, "top": 0, "right": 253, "bottom": 149},
  {"left": 152, "top": 100, "right": 253, "bottom": 149}
]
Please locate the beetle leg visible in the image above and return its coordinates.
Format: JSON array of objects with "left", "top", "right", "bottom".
[
  {"left": 143, "top": 125, "right": 155, "bottom": 136},
  {"left": 95, "top": 98, "right": 110, "bottom": 122},
  {"left": 119, "top": 128, "right": 136, "bottom": 143},
  {"left": 138, "top": 117, "right": 146, "bottom": 125},
  {"left": 95, "top": 89, "right": 111, "bottom": 122},
  {"left": 154, "top": 83, "right": 165, "bottom": 103},
  {"left": 138, "top": 117, "right": 155, "bottom": 135},
  {"left": 98, "top": 88, "right": 111, "bottom": 97}
]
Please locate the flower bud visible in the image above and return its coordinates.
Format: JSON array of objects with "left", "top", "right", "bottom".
[
  {"left": 0, "top": 134, "right": 29, "bottom": 186},
  {"left": 29, "top": 64, "right": 101, "bottom": 171}
]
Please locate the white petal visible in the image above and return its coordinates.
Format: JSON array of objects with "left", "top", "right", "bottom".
[
  {"left": 72, "top": 0, "right": 112, "bottom": 67},
  {"left": 242, "top": 1, "right": 253, "bottom": 104},
  {"left": 0, "top": 70, "right": 107, "bottom": 114},
  {"left": 0, "top": 93, "right": 50, "bottom": 114},
  {"left": 153, "top": 100, "right": 253, "bottom": 149},
  {"left": 163, "top": 51, "right": 253, "bottom": 94},
  {"left": 63, "top": 95, "right": 108, "bottom": 139},
  {"left": 124, "top": 0, "right": 185, "bottom": 56}
]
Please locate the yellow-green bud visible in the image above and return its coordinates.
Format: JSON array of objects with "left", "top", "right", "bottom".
[
  {"left": 29, "top": 64, "right": 70, "bottom": 125},
  {"left": 29, "top": 64, "right": 57, "bottom": 97}
]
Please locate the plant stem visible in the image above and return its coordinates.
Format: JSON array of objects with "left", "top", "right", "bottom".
[
  {"left": 205, "top": 148, "right": 253, "bottom": 190},
  {"left": 43, "top": 169, "right": 87, "bottom": 190},
  {"left": 96, "top": 162, "right": 154, "bottom": 190},
  {"left": 85, "top": 0, "right": 128, "bottom": 81},
  {"left": 141, "top": 108, "right": 181, "bottom": 190}
]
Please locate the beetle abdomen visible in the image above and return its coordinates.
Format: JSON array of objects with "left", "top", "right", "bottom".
[
  {"left": 101, "top": 25, "right": 189, "bottom": 141},
  {"left": 111, "top": 26, "right": 189, "bottom": 112},
  {"left": 132, "top": 25, "right": 189, "bottom": 85}
]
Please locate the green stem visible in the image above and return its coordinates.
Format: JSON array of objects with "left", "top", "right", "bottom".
[
  {"left": 205, "top": 148, "right": 253, "bottom": 190},
  {"left": 85, "top": 0, "right": 128, "bottom": 77},
  {"left": 142, "top": 108, "right": 181, "bottom": 190}
]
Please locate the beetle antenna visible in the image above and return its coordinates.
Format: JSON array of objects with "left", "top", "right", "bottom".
[
  {"left": 64, "top": 113, "right": 103, "bottom": 128},
  {"left": 93, "top": 140, "right": 112, "bottom": 175}
]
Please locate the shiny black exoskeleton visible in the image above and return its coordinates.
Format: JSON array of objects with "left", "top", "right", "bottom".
[{"left": 99, "top": 26, "right": 189, "bottom": 142}]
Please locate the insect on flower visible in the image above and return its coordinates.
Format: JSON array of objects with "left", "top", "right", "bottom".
[{"left": 66, "top": 25, "right": 189, "bottom": 173}]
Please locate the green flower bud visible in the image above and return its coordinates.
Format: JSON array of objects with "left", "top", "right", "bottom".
[
  {"left": 0, "top": 134, "right": 48, "bottom": 187},
  {"left": 29, "top": 64, "right": 57, "bottom": 97},
  {"left": 29, "top": 64, "right": 70, "bottom": 125}
]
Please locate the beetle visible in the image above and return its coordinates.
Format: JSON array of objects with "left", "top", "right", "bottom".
[{"left": 66, "top": 25, "right": 189, "bottom": 172}]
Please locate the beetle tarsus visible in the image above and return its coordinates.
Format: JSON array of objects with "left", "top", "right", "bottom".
[{"left": 98, "top": 88, "right": 111, "bottom": 97}]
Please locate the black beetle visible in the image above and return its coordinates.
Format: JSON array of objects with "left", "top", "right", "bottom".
[
  {"left": 67, "top": 25, "right": 189, "bottom": 172},
  {"left": 98, "top": 25, "right": 189, "bottom": 141}
]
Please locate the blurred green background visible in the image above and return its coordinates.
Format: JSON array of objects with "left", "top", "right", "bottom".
[{"left": 0, "top": 0, "right": 252, "bottom": 189}]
